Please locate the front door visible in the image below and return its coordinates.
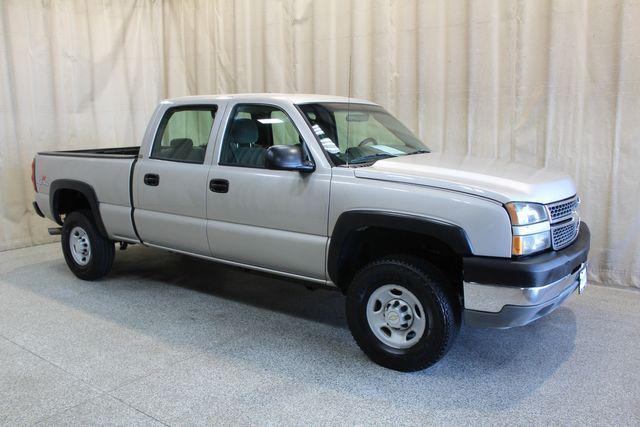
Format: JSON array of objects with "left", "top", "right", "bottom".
[
  {"left": 206, "top": 102, "right": 331, "bottom": 280},
  {"left": 134, "top": 104, "right": 223, "bottom": 255}
]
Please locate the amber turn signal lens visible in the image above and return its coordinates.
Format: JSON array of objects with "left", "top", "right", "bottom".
[
  {"left": 512, "top": 231, "right": 551, "bottom": 256},
  {"left": 512, "top": 236, "right": 524, "bottom": 255}
]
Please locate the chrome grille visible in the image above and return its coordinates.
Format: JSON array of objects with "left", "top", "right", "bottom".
[
  {"left": 551, "top": 220, "right": 579, "bottom": 250},
  {"left": 547, "top": 196, "right": 578, "bottom": 224},
  {"left": 546, "top": 195, "right": 580, "bottom": 250}
]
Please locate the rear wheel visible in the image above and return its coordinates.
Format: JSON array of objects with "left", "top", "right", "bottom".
[
  {"left": 61, "top": 210, "right": 114, "bottom": 280},
  {"left": 346, "top": 256, "right": 460, "bottom": 371}
]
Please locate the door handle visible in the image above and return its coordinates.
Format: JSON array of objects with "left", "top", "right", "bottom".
[
  {"left": 209, "top": 179, "right": 229, "bottom": 193},
  {"left": 144, "top": 173, "right": 159, "bottom": 186}
]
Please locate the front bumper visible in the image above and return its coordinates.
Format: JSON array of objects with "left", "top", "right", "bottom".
[{"left": 462, "top": 222, "right": 590, "bottom": 328}]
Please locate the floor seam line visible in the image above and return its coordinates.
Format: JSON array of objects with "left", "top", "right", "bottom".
[
  {"left": 105, "top": 393, "right": 171, "bottom": 426},
  {"left": 2, "top": 333, "right": 192, "bottom": 426},
  {"left": 32, "top": 392, "right": 109, "bottom": 425},
  {"left": 105, "top": 352, "right": 203, "bottom": 395},
  {"left": 0, "top": 333, "right": 107, "bottom": 394}
]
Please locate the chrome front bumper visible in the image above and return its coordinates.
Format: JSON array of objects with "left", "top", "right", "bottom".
[
  {"left": 462, "top": 222, "right": 590, "bottom": 329},
  {"left": 463, "top": 263, "right": 586, "bottom": 329}
]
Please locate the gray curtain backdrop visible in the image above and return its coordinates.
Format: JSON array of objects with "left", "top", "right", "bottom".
[{"left": 1, "top": 0, "right": 638, "bottom": 288}]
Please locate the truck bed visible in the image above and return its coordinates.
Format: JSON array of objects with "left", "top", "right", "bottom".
[{"left": 34, "top": 146, "right": 140, "bottom": 243}]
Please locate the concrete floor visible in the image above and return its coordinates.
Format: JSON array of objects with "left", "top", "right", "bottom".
[{"left": 0, "top": 243, "right": 638, "bottom": 426}]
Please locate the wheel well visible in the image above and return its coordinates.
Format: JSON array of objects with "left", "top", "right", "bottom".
[
  {"left": 334, "top": 227, "right": 463, "bottom": 295},
  {"left": 50, "top": 181, "right": 107, "bottom": 237},
  {"left": 54, "top": 189, "right": 91, "bottom": 218}
]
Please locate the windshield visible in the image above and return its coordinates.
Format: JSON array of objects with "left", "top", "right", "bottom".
[{"left": 299, "top": 102, "right": 429, "bottom": 166}]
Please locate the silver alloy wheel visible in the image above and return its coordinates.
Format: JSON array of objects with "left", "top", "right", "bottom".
[
  {"left": 69, "top": 226, "right": 91, "bottom": 266},
  {"left": 366, "top": 284, "right": 427, "bottom": 349}
]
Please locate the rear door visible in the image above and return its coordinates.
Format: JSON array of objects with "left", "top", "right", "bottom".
[{"left": 133, "top": 103, "right": 225, "bottom": 255}]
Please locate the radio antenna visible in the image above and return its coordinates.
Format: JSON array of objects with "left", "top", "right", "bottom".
[{"left": 346, "top": 46, "right": 353, "bottom": 165}]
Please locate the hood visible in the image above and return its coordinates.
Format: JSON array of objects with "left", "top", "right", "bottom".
[{"left": 353, "top": 153, "right": 577, "bottom": 204}]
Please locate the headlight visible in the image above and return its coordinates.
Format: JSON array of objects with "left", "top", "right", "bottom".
[
  {"left": 506, "top": 202, "right": 551, "bottom": 256},
  {"left": 505, "top": 202, "right": 548, "bottom": 225}
]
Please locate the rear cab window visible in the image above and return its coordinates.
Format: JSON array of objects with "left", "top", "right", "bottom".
[{"left": 150, "top": 106, "right": 218, "bottom": 164}]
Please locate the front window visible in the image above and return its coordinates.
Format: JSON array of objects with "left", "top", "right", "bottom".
[
  {"left": 299, "top": 103, "right": 429, "bottom": 166},
  {"left": 220, "top": 104, "right": 306, "bottom": 169}
]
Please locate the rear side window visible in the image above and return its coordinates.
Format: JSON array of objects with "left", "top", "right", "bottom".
[{"left": 151, "top": 106, "right": 217, "bottom": 164}]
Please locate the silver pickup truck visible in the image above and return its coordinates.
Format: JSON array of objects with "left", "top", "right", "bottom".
[{"left": 32, "top": 94, "right": 590, "bottom": 371}]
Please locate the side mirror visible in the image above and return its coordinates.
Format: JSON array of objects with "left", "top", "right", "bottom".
[{"left": 265, "top": 145, "right": 315, "bottom": 173}]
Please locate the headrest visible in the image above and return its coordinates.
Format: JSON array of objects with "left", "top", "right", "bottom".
[
  {"left": 170, "top": 138, "right": 193, "bottom": 160},
  {"left": 170, "top": 138, "right": 193, "bottom": 149},
  {"left": 230, "top": 118, "right": 258, "bottom": 145}
]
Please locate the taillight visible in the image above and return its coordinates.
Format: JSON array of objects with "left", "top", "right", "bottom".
[{"left": 31, "top": 158, "right": 37, "bottom": 192}]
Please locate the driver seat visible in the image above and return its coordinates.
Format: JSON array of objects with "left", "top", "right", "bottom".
[{"left": 226, "top": 118, "right": 266, "bottom": 167}]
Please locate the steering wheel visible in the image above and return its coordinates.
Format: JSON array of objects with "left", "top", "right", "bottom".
[{"left": 358, "top": 137, "right": 378, "bottom": 147}]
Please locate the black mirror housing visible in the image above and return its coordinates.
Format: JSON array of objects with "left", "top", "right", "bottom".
[{"left": 265, "top": 145, "right": 315, "bottom": 173}]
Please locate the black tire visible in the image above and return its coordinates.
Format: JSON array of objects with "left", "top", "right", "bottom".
[
  {"left": 346, "top": 256, "right": 460, "bottom": 372},
  {"left": 61, "top": 210, "right": 115, "bottom": 280}
]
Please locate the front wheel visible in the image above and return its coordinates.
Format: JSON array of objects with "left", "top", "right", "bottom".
[
  {"left": 61, "top": 210, "right": 115, "bottom": 280},
  {"left": 346, "top": 256, "right": 460, "bottom": 371}
]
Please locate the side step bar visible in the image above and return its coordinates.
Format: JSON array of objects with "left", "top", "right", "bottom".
[{"left": 48, "top": 227, "right": 62, "bottom": 236}]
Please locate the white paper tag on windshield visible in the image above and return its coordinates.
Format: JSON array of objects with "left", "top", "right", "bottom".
[
  {"left": 373, "top": 145, "right": 405, "bottom": 155},
  {"left": 321, "top": 138, "right": 340, "bottom": 153},
  {"left": 312, "top": 124, "right": 326, "bottom": 136}
]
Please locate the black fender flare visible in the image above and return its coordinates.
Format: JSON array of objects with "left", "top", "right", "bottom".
[
  {"left": 49, "top": 179, "right": 108, "bottom": 237},
  {"left": 327, "top": 210, "right": 473, "bottom": 285}
]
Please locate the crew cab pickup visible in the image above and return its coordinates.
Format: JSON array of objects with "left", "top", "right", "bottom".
[{"left": 32, "top": 94, "right": 590, "bottom": 371}]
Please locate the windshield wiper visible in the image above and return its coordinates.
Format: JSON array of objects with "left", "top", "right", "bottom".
[
  {"left": 406, "top": 149, "right": 430, "bottom": 155},
  {"left": 348, "top": 153, "right": 397, "bottom": 164}
]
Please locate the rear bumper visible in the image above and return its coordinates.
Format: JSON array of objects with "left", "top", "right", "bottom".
[{"left": 462, "top": 223, "right": 590, "bottom": 328}]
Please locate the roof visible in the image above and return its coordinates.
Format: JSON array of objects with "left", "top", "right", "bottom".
[{"left": 164, "top": 93, "right": 377, "bottom": 105}]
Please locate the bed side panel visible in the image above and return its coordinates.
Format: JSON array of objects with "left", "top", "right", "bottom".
[{"left": 35, "top": 154, "right": 137, "bottom": 241}]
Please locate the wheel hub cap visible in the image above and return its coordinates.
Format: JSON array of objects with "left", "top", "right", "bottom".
[
  {"left": 383, "top": 299, "right": 414, "bottom": 330},
  {"left": 366, "top": 285, "right": 427, "bottom": 349},
  {"left": 69, "top": 226, "right": 91, "bottom": 266}
]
